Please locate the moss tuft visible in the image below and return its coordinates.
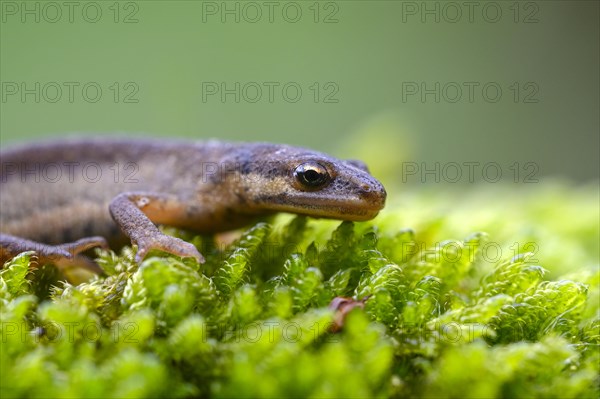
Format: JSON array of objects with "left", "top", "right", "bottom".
[{"left": 1, "top": 183, "right": 598, "bottom": 398}]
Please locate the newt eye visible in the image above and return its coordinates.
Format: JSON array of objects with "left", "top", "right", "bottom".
[{"left": 294, "top": 162, "right": 331, "bottom": 189}]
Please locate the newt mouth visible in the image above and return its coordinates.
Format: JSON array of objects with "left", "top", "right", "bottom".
[
  {"left": 258, "top": 189, "right": 387, "bottom": 221},
  {"left": 297, "top": 205, "right": 383, "bottom": 221}
]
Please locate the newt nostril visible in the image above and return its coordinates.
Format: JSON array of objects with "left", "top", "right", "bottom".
[{"left": 358, "top": 182, "right": 387, "bottom": 209}]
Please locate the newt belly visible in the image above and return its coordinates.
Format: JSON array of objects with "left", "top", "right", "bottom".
[{"left": 0, "top": 137, "right": 386, "bottom": 267}]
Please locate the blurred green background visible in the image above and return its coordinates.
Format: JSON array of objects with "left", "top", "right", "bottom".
[{"left": 1, "top": 0, "right": 598, "bottom": 184}]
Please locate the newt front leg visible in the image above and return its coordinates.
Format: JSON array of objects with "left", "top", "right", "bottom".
[{"left": 108, "top": 192, "right": 204, "bottom": 264}]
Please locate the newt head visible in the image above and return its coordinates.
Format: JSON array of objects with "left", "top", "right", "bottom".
[{"left": 235, "top": 144, "right": 387, "bottom": 221}]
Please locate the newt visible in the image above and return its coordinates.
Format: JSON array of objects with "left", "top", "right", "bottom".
[{"left": 0, "top": 137, "right": 386, "bottom": 269}]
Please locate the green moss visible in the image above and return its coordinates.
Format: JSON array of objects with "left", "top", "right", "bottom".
[{"left": 1, "top": 182, "right": 598, "bottom": 398}]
